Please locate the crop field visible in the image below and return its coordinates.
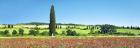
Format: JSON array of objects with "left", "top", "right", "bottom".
[{"left": 0, "top": 37, "right": 139, "bottom": 48}]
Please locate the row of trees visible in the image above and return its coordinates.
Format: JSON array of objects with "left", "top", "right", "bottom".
[
  {"left": 0, "top": 29, "right": 78, "bottom": 36},
  {"left": 0, "top": 28, "right": 24, "bottom": 36},
  {"left": 120, "top": 26, "right": 140, "bottom": 30},
  {"left": 0, "top": 29, "right": 49, "bottom": 36},
  {"left": 0, "top": 25, "right": 14, "bottom": 28}
]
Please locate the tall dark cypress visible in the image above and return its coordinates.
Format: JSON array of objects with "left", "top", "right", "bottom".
[{"left": 49, "top": 5, "right": 56, "bottom": 36}]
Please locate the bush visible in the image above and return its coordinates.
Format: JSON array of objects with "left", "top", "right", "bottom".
[
  {"left": 138, "top": 34, "right": 140, "bottom": 35},
  {"left": 40, "top": 31, "right": 49, "bottom": 36},
  {"left": 4, "top": 30, "right": 9, "bottom": 36},
  {"left": 18, "top": 28, "right": 24, "bottom": 36},
  {"left": 29, "top": 29, "right": 39, "bottom": 36},
  {"left": 66, "top": 29, "right": 77, "bottom": 36},
  {"left": 12, "top": 30, "right": 17, "bottom": 36},
  {"left": 34, "top": 27, "right": 40, "bottom": 30},
  {"left": 61, "top": 31, "right": 66, "bottom": 35}
]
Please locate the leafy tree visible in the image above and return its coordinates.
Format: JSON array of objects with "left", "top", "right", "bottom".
[
  {"left": 49, "top": 5, "right": 56, "bottom": 36},
  {"left": 100, "top": 24, "right": 117, "bottom": 34},
  {"left": 18, "top": 28, "right": 24, "bottom": 36},
  {"left": 29, "top": 29, "right": 39, "bottom": 36},
  {"left": 12, "top": 30, "right": 17, "bottom": 36},
  {"left": 4, "top": 30, "right": 9, "bottom": 36},
  {"left": 89, "top": 26, "right": 101, "bottom": 34}
]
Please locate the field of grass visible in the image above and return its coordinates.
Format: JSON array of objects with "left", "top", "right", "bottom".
[
  {"left": 0, "top": 25, "right": 140, "bottom": 36},
  {"left": 117, "top": 29, "right": 140, "bottom": 35}
]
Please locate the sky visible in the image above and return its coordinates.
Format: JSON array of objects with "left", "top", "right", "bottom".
[{"left": 0, "top": 0, "right": 140, "bottom": 26}]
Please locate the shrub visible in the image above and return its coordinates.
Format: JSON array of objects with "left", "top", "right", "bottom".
[
  {"left": 29, "top": 29, "right": 39, "bottom": 36},
  {"left": 34, "top": 27, "right": 40, "bottom": 30},
  {"left": 66, "top": 29, "right": 77, "bottom": 36},
  {"left": 4, "top": 30, "right": 9, "bottom": 36},
  {"left": 12, "top": 30, "right": 17, "bottom": 36},
  {"left": 18, "top": 28, "right": 24, "bottom": 36},
  {"left": 138, "top": 34, "right": 140, "bottom": 35},
  {"left": 29, "top": 29, "right": 35, "bottom": 35}
]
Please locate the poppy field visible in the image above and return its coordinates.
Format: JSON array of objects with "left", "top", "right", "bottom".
[{"left": 0, "top": 37, "right": 139, "bottom": 48}]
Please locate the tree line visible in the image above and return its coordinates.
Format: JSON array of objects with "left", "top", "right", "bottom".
[{"left": 119, "top": 26, "right": 140, "bottom": 30}]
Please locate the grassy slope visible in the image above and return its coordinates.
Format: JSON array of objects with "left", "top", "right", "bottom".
[{"left": 117, "top": 29, "right": 140, "bottom": 35}]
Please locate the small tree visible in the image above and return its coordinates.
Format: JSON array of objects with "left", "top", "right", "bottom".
[
  {"left": 18, "top": 28, "right": 24, "bottom": 36},
  {"left": 12, "top": 30, "right": 17, "bottom": 36},
  {"left": 66, "top": 29, "right": 77, "bottom": 36},
  {"left": 29, "top": 29, "right": 39, "bottom": 36},
  {"left": 8, "top": 25, "right": 11, "bottom": 28}
]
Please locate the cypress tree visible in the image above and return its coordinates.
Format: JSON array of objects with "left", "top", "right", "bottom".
[
  {"left": 8, "top": 25, "right": 11, "bottom": 28},
  {"left": 49, "top": 5, "right": 56, "bottom": 36}
]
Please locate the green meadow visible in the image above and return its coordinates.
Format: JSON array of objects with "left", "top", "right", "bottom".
[{"left": 0, "top": 24, "right": 140, "bottom": 37}]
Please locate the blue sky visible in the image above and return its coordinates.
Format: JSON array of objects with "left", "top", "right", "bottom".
[{"left": 0, "top": 0, "right": 140, "bottom": 26}]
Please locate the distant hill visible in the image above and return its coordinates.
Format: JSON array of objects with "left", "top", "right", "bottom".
[
  {"left": 16, "top": 22, "right": 85, "bottom": 26},
  {"left": 17, "top": 22, "right": 49, "bottom": 25}
]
